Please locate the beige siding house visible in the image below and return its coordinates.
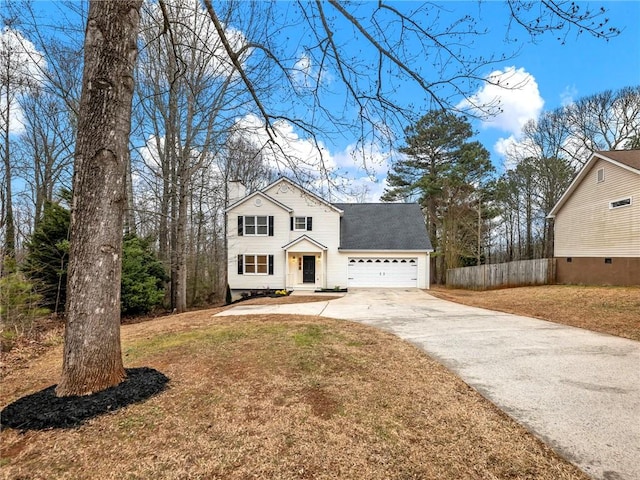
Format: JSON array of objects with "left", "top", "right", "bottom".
[
  {"left": 548, "top": 150, "right": 640, "bottom": 285},
  {"left": 226, "top": 178, "right": 433, "bottom": 297}
]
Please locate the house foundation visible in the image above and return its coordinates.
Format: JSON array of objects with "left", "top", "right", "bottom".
[{"left": 555, "top": 257, "right": 640, "bottom": 286}]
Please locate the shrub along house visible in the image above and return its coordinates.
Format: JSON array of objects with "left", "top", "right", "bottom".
[
  {"left": 226, "top": 177, "right": 433, "bottom": 298},
  {"left": 547, "top": 150, "right": 640, "bottom": 286}
]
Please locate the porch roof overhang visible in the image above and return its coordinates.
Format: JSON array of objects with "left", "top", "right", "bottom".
[{"left": 282, "top": 235, "right": 328, "bottom": 251}]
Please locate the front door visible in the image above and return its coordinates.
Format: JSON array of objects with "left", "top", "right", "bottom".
[{"left": 303, "top": 256, "right": 316, "bottom": 283}]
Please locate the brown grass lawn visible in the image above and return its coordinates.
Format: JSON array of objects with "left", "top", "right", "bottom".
[
  {"left": 0, "top": 300, "right": 588, "bottom": 479},
  {"left": 429, "top": 285, "right": 640, "bottom": 342}
]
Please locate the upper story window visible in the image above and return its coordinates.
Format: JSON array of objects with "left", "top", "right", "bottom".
[
  {"left": 609, "top": 197, "right": 632, "bottom": 209},
  {"left": 291, "top": 216, "right": 313, "bottom": 231},
  {"left": 238, "top": 216, "right": 274, "bottom": 236},
  {"left": 597, "top": 168, "right": 605, "bottom": 183}
]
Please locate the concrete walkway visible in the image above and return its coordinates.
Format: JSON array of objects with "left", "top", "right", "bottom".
[{"left": 216, "top": 288, "right": 640, "bottom": 480}]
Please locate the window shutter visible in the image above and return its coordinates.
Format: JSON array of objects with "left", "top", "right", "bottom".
[
  {"left": 268, "top": 216, "right": 274, "bottom": 236},
  {"left": 307, "top": 217, "right": 312, "bottom": 231},
  {"left": 268, "top": 255, "right": 274, "bottom": 275},
  {"left": 290, "top": 217, "right": 294, "bottom": 231},
  {"left": 237, "top": 216, "right": 243, "bottom": 236},
  {"left": 237, "top": 255, "right": 243, "bottom": 275}
]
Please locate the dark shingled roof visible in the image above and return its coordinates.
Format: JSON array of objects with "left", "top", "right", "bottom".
[
  {"left": 597, "top": 150, "right": 640, "bottom": 172},
  {"left": 333, "top": 203, "right": 433, "bottom": 251}
]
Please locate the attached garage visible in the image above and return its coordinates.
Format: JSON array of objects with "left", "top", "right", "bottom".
[
  {"left": 332, "top": 203, "right": 433, "bottom": 289},
  {"left": 347, "top": 257, "right": 418, "bottom": 287}
]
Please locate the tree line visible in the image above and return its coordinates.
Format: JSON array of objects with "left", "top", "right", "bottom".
[{"left": 384, "top": 86, "right": 639, "bottom": 283}]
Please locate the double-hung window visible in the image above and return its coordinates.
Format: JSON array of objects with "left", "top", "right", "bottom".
[
  {"left": 291, "top": 216, "right": 313, "bottom": 231},
  {"left": 245, "top": 254, "right": 268, "bottom": 274},
  {"left": 237, "top": 254, "right": 274, "bottom": 275},
  {"left": 238, "top": 216, "right": 274, "bottom": 236}
]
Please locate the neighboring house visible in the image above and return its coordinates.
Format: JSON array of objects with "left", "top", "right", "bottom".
[
  {"left": 226, "top": 177, "right": 433, "bottom": 297},
  {"left": 548, "top": 150, "right": 640, "bottom": 286}
]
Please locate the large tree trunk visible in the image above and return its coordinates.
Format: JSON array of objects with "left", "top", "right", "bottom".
[
  {"left": 1, "top": 75, "right": 15, "bottom": 260},
  {"left": 56, "top": 0, "right": 142, "bottom": 397}
]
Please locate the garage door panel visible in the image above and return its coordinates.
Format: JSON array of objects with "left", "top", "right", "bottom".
[{"left": 348, "top": 257, "right": 417, "bottom": 287}]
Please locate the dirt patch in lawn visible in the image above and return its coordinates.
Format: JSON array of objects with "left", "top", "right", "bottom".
[
  {"left": 0, "top": 311, "right": 588, "bottom": 480},
  {"left": 429, "top": 285, "right": 640, "bottom": 341},
  {"left": 239, "top": 294, "right": 342, "bottom": 305}
]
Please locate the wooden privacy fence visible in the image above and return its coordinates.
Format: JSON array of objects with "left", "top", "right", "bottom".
[{"left": 446, "top": 258, "right": 556, "bottom": 290}]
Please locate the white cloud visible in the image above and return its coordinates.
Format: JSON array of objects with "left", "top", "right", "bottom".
[
  {"left": 560, "top": 85, "right": 578, "bottom": 107},
  {"left": 467, "top": 66, "right": 544, "bottom": 135},
  {"left": 460, "top": 66, "right": 545, "bottom": 161},
  {"left": 291, "top": 54, "right": 314, "bottom": 90},
  {"left": 494, "top": 135, "right": 541, "bottom": 170},
  {"left": 232, "top": 114, "right": 334, "bottom": 174},
  {"left": 231, "top": 115, "right": 393, "bottom": 201},
  {"left": 290, "top": 52, "right": 335, "bottom": 92},
  {"left": 0, "top": 27, "right": 46, "bottom": 135}
]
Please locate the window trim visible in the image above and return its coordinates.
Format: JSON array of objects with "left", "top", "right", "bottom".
[
  {"left": 291, "top": 216, "right": 313, "bottom": 231},
  {"left": 244, "top": 215, "right": 268, "bottom": 236},
  {"left": 596, "top": 167, "right": 605, "bottom": 183},
  {"left": 238, "top": 254, "right": 274, "bottom": 275},
  {"left": 609, "top": 197, "right": 632, "bottom": 209},
  {"left": 238, "top": 215, "right": 274, "bottom": 236}
]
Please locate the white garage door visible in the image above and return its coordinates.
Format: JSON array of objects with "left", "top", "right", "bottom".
[{"left": 347, "top": 257, "right": 418, "bottom": 287}]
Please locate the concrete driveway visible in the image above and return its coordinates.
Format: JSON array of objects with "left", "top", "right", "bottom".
[{"left": 216, "top": 288, "right": 640, "bottom": 480}]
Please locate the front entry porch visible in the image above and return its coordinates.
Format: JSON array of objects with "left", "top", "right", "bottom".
[
  {"left": 286, "top": 252, "right": 325, "bottom": 291},
  {"left": 283, "top": 235, "right": 327, "bottom": 291}
]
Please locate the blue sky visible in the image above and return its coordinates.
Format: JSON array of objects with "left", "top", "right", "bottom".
[
  {"left": 457, "top": 1, "right": 640, "bottom": 167},
  {"left": 244, "top": 1, "right": 640, "bottom": 199},
  {"left": 8, "top": 1, "right": 640, "bottom": 201}
]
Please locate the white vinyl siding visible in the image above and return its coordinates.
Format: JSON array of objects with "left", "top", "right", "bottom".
[
  {"left": 554, "top": 159, "right": 640, "bottom": 257},
  {"left": 228, "top": 200, "right": 289, "bottom": 290},
  {"left": 265, "top": 180, "right": 342, "bottom": 288}
]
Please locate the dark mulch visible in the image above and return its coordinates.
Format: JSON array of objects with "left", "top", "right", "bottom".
[{"left": 0, "top": 367, "right": 169, "bottom": 431}]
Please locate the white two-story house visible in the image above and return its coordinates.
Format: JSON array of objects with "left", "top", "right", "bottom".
[{"left": 226, "top": 177, "right": 433, "bottom": 297}]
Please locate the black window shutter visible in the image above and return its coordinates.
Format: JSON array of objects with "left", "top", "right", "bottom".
[
  {"left": 237, "top": 216, "right": 243, "bottom": 236},
  {"left": 307, "top": 217, "right": 312, "bottom": 231},
  {"left": 268, "top": 216, "right": 274, "bottom": 236},
  {"left": 237, "top": 255, "right": 243, "bottom": 275},
  {"left": 290, "top": 217, "right": 294, "bottom": 231},
  {"left": 268, "top": 255, "right": 274, "bottom": 275}
]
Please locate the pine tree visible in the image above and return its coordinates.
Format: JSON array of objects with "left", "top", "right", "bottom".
[
  {"left": 24, "top": 198, "right": 71, "bottom": 314},
  {"left": 382, "top": 110, "right": 494, "bottom": 283},
  {"left": 121, "top": 234, "right": 168, "bottom": 315}
]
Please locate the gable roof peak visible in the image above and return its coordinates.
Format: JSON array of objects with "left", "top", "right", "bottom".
[
  {"left": 225, "top": 189, "right": 293, "bottom": 213},
  {"left": 548, "top": 149, "right": 640, "bottom": 217},
  {"left": 263, "top": 176, "right": 344, "bottom": 213}
]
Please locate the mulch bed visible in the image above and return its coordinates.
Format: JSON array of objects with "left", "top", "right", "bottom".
[{"left": 1, "top": 367, "right": 169, "bottom": 431}]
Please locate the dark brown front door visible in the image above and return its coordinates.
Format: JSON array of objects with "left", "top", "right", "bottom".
[{"left": 303, "top": 256, "right": 315, "bottom": 283}]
